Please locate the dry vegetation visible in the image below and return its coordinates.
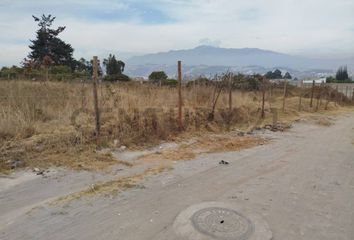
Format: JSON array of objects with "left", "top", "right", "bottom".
[
  {"left": 52, "top": 165, "right": 171, "bottom": 204},
  {"left": 139, "top": 135, "right": 269, "bottom": 162},
  {"left": 0, "top": 80, "right": 350, "bottom": 172}
]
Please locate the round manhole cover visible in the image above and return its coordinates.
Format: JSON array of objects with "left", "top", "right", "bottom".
[
  {"left": 191, "top": 207, "right": 254, "bottom": 240},
  {"left": 173, "top": 202, "right": 272, "bottom": 240}
]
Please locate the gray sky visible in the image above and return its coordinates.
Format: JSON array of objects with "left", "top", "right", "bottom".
[{"left": 0, "top": 0, "right": 353, "bottom": 66}]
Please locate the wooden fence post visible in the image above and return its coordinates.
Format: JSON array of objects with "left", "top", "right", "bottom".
[
  {"left": 92, "top": 56, "right": 100, "bottom": 145},
  {"left": 282, "top": 80, "right": 287, "bottom": 112},
  {"left": 177, "top": 61, "right": 183, "bottom": 130},
  {"left": 261, "top": 77, "right": 266, "bottom": 119},
  {"left": 194, "top": 77, "right": 197, "bottom": 105},
  {"left": 335, "top": 85, "right": 339, "bottom": 106},
  {"left": 310, "top": 80, "right": 315, "bottom": 108},
  {"left": 298, "top": 80, "right": 303, "bottom": 111},
  {"left": 228, "top": 72, "right": 233, "bottom": 111},
  {"left": 315, "top": 83, "right": 322, "bottom": 111}
]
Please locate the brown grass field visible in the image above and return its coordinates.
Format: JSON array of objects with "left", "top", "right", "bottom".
[{"left": 0, "top": 80, "right": 351, "bottom": 172}]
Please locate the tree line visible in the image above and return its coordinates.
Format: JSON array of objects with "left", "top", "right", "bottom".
[{"left": 0, "top": 14, "right": 129, "bottom": 81}]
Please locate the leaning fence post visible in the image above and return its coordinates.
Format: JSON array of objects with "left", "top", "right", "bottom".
[
  {"left": 177, "top": 61, "right": 183, "bottom": 130},
  {"left": 282, "top": 79, "right": 287, "bottom": 112},
  {"left": 298, "top": 80, "right": 303, "bottom": 111},
  {"left": 310, "top": 80, "right": 315, "bottom": 108},
  {"left": 92, "top": 56, "right": 100, "bottom": 145}
]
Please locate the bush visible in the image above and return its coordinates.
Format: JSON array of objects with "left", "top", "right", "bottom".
[
  {"left": 186, "top": 77, "right": 213, "bottom": 87},
  {"left": 50, "top": 65, "right": 72, "bottom": 74},
  {"left": 163, "top": 79, "right": 177, "bottom": 86},
  {"left": 149, "top": 71, "right": 168, "bottom": 83},
  {"left": 103, "top": 73, "right": 130, "bottom": 82},
  {"left": 326, "top": 75, "right": 352, "bottom": 83}
]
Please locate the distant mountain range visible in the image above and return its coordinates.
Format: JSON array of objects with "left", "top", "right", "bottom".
[{"left": 125, "top": 46, "right": 353, "bottom": 78}]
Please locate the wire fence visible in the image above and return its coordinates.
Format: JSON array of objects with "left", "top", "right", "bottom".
[{"left": 1, "top": 62, "right": 354, "bottom": 147}]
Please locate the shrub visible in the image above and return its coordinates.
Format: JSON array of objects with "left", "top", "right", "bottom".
[
  {"left": 149, "top": 71, "right": 168, "bottom": 83},
  {"left": 103, "top": 73, "right": 130, "bottom": 82},
  {"left": 163, "top": 79, "right": 177, "bottom": 86}
]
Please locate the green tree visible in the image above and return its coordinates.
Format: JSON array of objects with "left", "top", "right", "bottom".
[
  {"left": 336, "top": 66, "right": 349, "bottom": 82},
  {"left": 0, "top": 66, "right": 23, "bottom": 79},
  {"left": 284, "top": 72, "right": 292, "bottom": 79},
  {"left": 74, "top": 58, "right": 91, "bottom": 73},
  {"left": 326, "top": 76, "right": 336, "bottom": 83},
  {"left": 264, "top": 69, "right": 282, "bottom": 79},
  {"left": 264, "top": 71, "right": 273, "bottom": 79},
  {"left": 149, "top": 71, "right": 168, "bottom": 84},
  {"left": 103, "top": 54, "right": 125, "bottom": 75},
  {"left": 273, "top": 69, "right": 282, "bottom": 79},
  {"left": 26, "top": 14, "right": 74, "bottom": 68}
]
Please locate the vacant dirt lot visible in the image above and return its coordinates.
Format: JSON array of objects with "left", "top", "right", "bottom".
[{"left": 1, "top": 112, "right": 354, "bottom": 240}]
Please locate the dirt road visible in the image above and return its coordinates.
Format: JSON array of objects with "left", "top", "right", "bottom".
[{"left": 1, "top": 112, "right": 354, "bottom": 240}]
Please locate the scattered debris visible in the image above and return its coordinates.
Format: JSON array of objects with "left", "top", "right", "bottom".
[
  {"left": 10, "top": 159, "right": 22, "bottom": 169},
  {"left": 264, "top": 123, "right": 292, "bottom": 132},
  {"left": 33, "top": 167, "right": 48, "bottom": 177},
  {"left": 119, "top": 146, "right": 127, "bottom": 152},
  {"left": 219, "top": 160, "right": 229, "bottom": 165}
]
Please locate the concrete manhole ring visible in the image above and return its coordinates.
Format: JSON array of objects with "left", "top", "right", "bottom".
[
  {"left": 191, "top": 207, "right": 254, "bottom": 240},
  {"left": 173, "top": 202, "right": 272, "bottom": 240}
]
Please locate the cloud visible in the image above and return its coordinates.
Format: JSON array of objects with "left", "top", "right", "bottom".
[
  {"left": 0, "top": 0, "right": 353, "bottom": 66},
  {"left": 198, "top": 38, "right": 222, "bottom": 47}
]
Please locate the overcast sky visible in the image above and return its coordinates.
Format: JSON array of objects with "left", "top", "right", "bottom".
[{"left": 0, "top": 0, "right": 353, "bottom": 66}]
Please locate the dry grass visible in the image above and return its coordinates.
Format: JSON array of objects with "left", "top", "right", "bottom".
[
  {"left": 316, "top": 118, "right": 333, "bottom": 126},
  {"left": 52, "top": 165, "right": 170, "bottom": 204},
  {"left": 139, "top": 135, "right": 269, "bottom": 162},
  {"left": 0, "top": 80, "right": 351, "bottom": 172}
]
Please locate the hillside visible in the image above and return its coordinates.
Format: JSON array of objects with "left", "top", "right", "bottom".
[{"left": 125, "top": 46, "right": 354, "bottom": 78}]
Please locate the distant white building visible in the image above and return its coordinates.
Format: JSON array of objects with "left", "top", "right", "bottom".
[{"left": 303, "top": 78, "right": 326, "bottom": 84}]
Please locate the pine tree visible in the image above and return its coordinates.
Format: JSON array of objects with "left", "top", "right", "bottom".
[
  {"left": 284, "top": 72, "right": 292, "bottom": 79},
  {"left": 336, "top": 66, "right": 349, "bottom": 82},
  {"left": 273, "top": 69, "right": 282, "bottom": 79},
  {"left": 103, "top": 54, "right": 125, "bottom": 75},
  {"left": 27, "top": 14, "right": 74, "bottom": 68}
]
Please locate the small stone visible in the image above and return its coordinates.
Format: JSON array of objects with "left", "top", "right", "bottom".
[{"left": 10, "top": 160, "right": 22, "bottom": 169}]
